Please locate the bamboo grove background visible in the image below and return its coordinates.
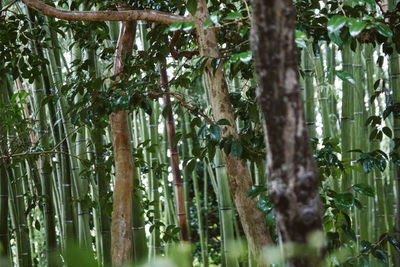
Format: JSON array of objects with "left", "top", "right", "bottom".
[{"left": 0, "top": 0, "right": 400, "bottom": 266}]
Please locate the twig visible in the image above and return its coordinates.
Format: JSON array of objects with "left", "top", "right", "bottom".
[{"left": 1, "top": 0, "right": 18, "bottom": 13}]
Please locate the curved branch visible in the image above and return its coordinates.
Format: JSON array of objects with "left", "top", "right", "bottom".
[
  {"left": 169, "top": 30, "right": 199, "bottom": 59},
  {"left": 22, "top": 0, "right": 189, "bottom": 24}
]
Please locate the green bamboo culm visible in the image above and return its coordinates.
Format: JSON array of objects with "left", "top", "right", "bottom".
[
  {"left": 131, "top": 112, "right": 148, "bottom": 263},
  {"left": 0, "top": 72, "right": 10, "bottom": 264},
  {"left": 341, "top": 43, "right": 354, "bottom": 191},
  {"left": 326, "top": 44, "right": 340, "bottom": 138},
  {"left": 303, "top": 40, "right": 317, "bottom": 138},
  {"left": 388, "top": 1, "right": 400, "bottom": 265},
  {"left": 353, "top": 44, "right": 369, "bottom": 241},
  {"left": 363, "top": 44, "right": 378, "bottom": 243}
]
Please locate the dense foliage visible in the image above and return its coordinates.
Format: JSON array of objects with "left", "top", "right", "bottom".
[{"left": 0, "top": 0, "right": 399, "bottom": 266}]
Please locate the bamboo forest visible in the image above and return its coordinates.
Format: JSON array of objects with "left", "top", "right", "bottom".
[{"left": 1, "top": 0, "right": 400, "bottom": 266}]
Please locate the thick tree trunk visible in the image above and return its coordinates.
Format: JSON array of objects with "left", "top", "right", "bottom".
[
  {"left": 250, "top": 1, "right": 324, "bottom": 266},
  {"left": 194, "top": 0, "right": 272, "bottom": 259},
  {"left": 110, "top": 20, "right": 136, "bottom": 267}
]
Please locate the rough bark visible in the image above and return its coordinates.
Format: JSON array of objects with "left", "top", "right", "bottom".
[
  {"left": 160, "top": 65, "right": 189, "bottom": 242},
  {"left": 110, "top": 20, "right": 136, "bottom": 267},
  {"left": 193, "top": 0, "right": 272, "bottom": 259},
  {"left": 21, "top": 0, "right": 187, "bottom": 23},
  {"left": 250, "top": 1, "right": 324, "bottom": 266}
]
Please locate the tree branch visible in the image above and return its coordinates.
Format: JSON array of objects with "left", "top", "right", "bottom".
[{"left": 22, "top": 0, "right": 189, "bottom": 24}]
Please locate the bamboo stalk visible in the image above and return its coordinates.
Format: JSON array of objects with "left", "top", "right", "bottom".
[{"left": 303, "top": 40, "right": 317, "bottom": 138}]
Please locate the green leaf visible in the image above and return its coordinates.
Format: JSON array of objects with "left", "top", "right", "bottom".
[
  {"left": 360, "top": 240, "right": 372, "bottom": 252},
  {"left": 334, "top": 192, "right": 354, "bottom": 209},
  {"left": 203, "top": 17, "right": 212, "bottom": 29},
  {"left": 336, "top": 70, "right": 355, "bottom": 84},
  {"left": 230, "top": 51, "right": 252, "bottom": 64},
  {"left": 216, "top": 119, "right": 231, "bottom": 126},
  {"left": 256, "top": 196, "right": 273, "bottom": 214},
  {"left": 349, "top": 19, "right": 367, "bottom": 37},
  {"left": 388, "top": 236, "right": 400, "bottom": 252},
  {"left": 357, "top": 257, "right": 369, "bottom": 267},
  {"left": 182, "top": 21, "right": 195, "bottom": 32},
  {"left": 359, "top": 0, "right": 377, "bottom": 6},
  {"left": 185, "top": 158, "right": 196, "bottom": 174},
  {"left": 362, "top": 159, "right": 374, "bottom": 173},
  {"left": 238, "top": 51, "right": 252, "bottom": 63},
  {"left": 247, "top": 185, "right": 267, "bottom": 198},
  {"left": 186, "top": 0, "right": 197, "bottom": 16},
  {"left": 327, "top": 15, "right": 347, "bottom": 34},
  {"left": 328, "top": 31, "right": 343, "bottom": 46},
  {"left": 375, "top": 155, "right": 387, "bottom": 172},
  {"left": 341, "top": 224, "right": 357, "bottom": 241},
  {"left": 164, "top": 22, "right": 184, "bottom": 33},
  {"left": 295, "top": 30, "right": 307, "bottom": 48},
  {"left": 209, "top": 124, "right": 222, "bottom": 142},
  {"left": 373, "top": 249, "right": 388, "bottom": 264},
  {"left": 352, "top": 183, "right": 375, "bottom": 197},
  {"left": 382, "top": 126, "right": 392, "bottom": 138},
  {"left": 231, "top": 140, "right": 243, "bottom": 158},
  {"left": 224, "top": 12, "right": 243, "bottom": 21},
  {"left": 172, "top": 132, "right": 182, "bottom": 146},
  {"left": 375, "top": 22, "right": 393, "bottom": 38}
]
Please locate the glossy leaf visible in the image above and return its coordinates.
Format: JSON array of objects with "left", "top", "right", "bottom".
[
  {"left": 209, "top": 124, "right": 222, "bottom": 142},
  {"left": 375, "top": 22, "right": 393, "bottom": 38},
  {"left": 334, "top": 192, "right": 354, "bottom": 209},
  {"left": 372, "top": 249, "right": 388, "bottom": 264},
  {"left": 295, "top": 30, "right": 307, "bottom": 48},
  {"left": 327, "top": 15, "right": 347, "bottom": 34},
  {"left": 349, "top": 19, "right": 367, "bottom": 37},
  {"left": 231, "top": 140, "right": 243, "bottom": 158},
  {"left": 224, "top": 12, "right": 243, "bottom": 21},
  {"left": 336, "top": 70, "right": 355, "bottom": 84},
  {"left": 352, "top": 183, "right": 374, "bottom": 197},
  {"left": 388, "top": 236, "right": 400, "bottom": 252},
  {"left": 247, "top": 185, "right": 268, "bottom": 198},
  {"left": 216, "top": 118, "right": 231, "bottom": 126}
]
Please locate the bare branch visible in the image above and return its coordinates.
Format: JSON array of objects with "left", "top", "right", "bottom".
[{"left": 22, "top": 0, "right": 190, "bottom": 24}]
